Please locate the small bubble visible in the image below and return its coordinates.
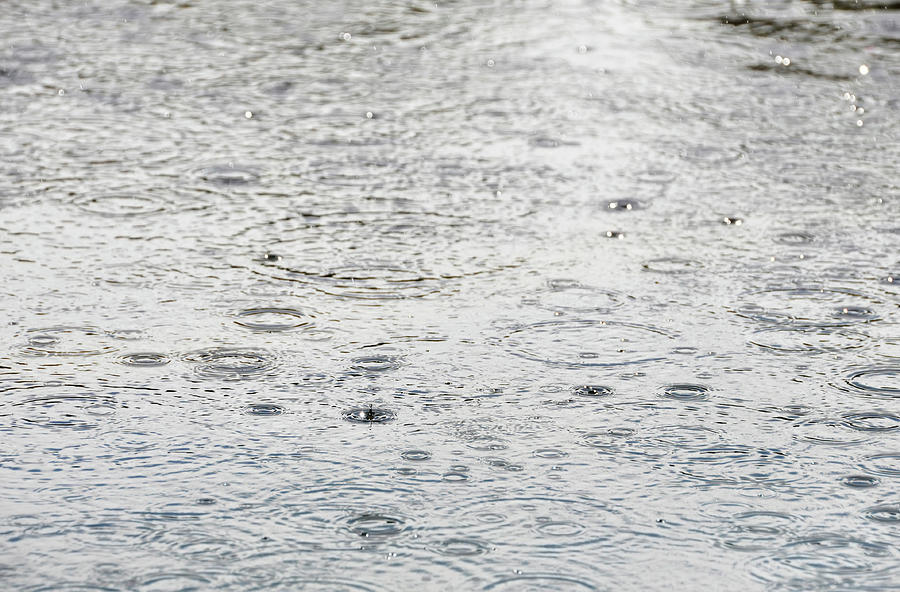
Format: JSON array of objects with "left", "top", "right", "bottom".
[
  {"left": 783, "top": 57, "right": 790, "bottom": 66},
  {"left": 857, "top": 120, "right": 863, "bottom": 127},
  {"left": 722, "top": 216, "right": 743, "bottom": 226},
  {"left": 244, "top": 111, "right": 253, "bottom": 119},
  {"left": 859, "top": 64, "right": 869, "bottom": 76},
  {"left": 577, "top": 45, "right": 588, "bottom": 54},
  {"left": 486, "top": 59, "right": 495, "bottom": 68},
  {"left": 58, "top": 88, "right": 65, "bottom": 95},
  {"left": 340, "top": 32, "right": 352, "bottom": 41},
  {"left": 605, "top": 230, "right": 625, "bottom": 239},
  {"left": 365, "top": 111, "right": 374, "bottom": 119}
]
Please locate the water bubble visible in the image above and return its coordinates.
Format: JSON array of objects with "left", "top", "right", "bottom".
[
  {"left": 606, "top": 199, "right": 642, "bottom": 211},
  {"left": 722, "top": 216, "right": 743, "bottom": 225},
  {"left": 118, "top": 352, "right": 171, "bottom": 367},
  {"left": 234, "top": 308, "right": 313, "bottom": 332},
  {"left": 342, "top": 406, "right": 396, "bottom": 424},
  {"left": 242, "top": 403, "right": 285, "bottom": 416},
  {"left": 859, "top": 64, "right": 869, "bottom": 76},
  {"left": 244, "top": 111, "right": 253, "bottom": 119},
  {"left": 605, "top": 230, "right": 625, "bottom": 239},
  {"left": 661, "top": 384, "right": 710, "bottom": 401},
  {"left": 401, "top": 450, "right": 431, "bottom": 461}
]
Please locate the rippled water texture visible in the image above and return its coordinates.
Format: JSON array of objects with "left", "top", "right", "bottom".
[{"left": 1, "top": 0, "right": 898, "bottom": 589}]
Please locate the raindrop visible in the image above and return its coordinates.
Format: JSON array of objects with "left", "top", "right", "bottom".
[
  {"left": 661, "top": 384, "right": 710, "bottom": 401},
  {"left": 342, "top": 406, "right": 396, "bottom": 424}
]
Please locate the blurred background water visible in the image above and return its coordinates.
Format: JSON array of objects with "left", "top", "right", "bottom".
[{"left": 0, "top": 0, "right": 898, "bottom": 590}]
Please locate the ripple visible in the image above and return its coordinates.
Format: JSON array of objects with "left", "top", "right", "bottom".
[
  {"left": 749, "top": 327, "right": 870, "bottom": 353},
  {"left": 641, "top": 258, "right": 704, "bottom": 274},
  {"left": 679, "top": 144, "right": 744, "bottom": 165},
  {"left": 749, "top": 534, "right": 894, "bottom": 586},
  {"left": 572, "top": 385, "right": 614, "bottom": 397},
  {"left": 193, "top": 163, "right": 260, "bottom": 186},
  {"left": 841, "top": 411, "right": 900, "bottom": 432},
  {"left": 305, "top": 263, "right": 443, "bottom": 300},
  {"left": 427, "top": 537, "right": 491, "bottom": 556},
  {"left": 71, "top": 192, "right": 172, "bottom": 217},
  {"left": 661, "top": 383, "right": 711, "bottom": 401},
  {"left": 242, "top": 403, "right": 286, "bottom": 416},
  {"left": 401, "top": 450, "right": 432, "bottom": 461},
  {"left": 502, "top": 319, "right": 675, "bottom": 368},
  {"left": 792, "top": 417, "right": 868, "bottom": 446},
  {"left": 247, "top": 579, "right": 377, "bottom": 592},
  {"left": 454, "top": 496, "right": 625, "bottom": 549},
  {"left": 844, "top": 368, "right": 900, "bottom": 397},
  {"left": 841, "top": 474, "right": 880, "bottom": 488},
  {"left": 529, "top": 279, "right": 626, "bottom": 313},
  {"left": 720, "top": 511, "right": 797, "bottom": 551},
  {"left": 344, "top": 513, "right": 406, "bottom": 538},
  {"left": 774, "top": 231, "right": 815, "bottom": 245},
  {"left": 18, "top": 326, "right": 117, "bottom": 357},
  {"left": 864, "top": 504, "right": 900, "bottom": 523},
  {"left": 117, "top": 352, "right": 170, "bottom": 367},
  {"left": 233, "top": 308, "right": 313, "bottom": 332},
  {"left": 342, "top": 406, "right": 397, "bottom": 424},
  {"left": 861, "top": 453, "right": 900, "bottom": 478},
  {"left": 349, "top": 355, "right": 403, "bottom": 373},
  {"left": 482, "top": 574, "right": 597, "bottom": 591},
  {"left": 8, "top": 387, "right": 117, "bottom": 431},
  {"left": 182, "top": 347, "right": 277, "bottom": 380},
  {"left": 736, "top": 287, "right": 882, "bottom": 327}
]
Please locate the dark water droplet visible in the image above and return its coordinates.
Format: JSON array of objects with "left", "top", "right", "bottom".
[
  {"left": 342, "top": 406, "right": 396, "bottom": 424},
  {"left": 401, "top": 449, "right": 432, "bottom": 461},
  {"left": 605, "top": 230, "right": 625, "bottom": 239},
  {"left": 572, "top": 385, "right": 613, "bottom": 397},
  {"left": 841, "top": 474, "right": 879, "bottom": 488},
  {"left": 243, "top": 403, "right": 285, "bottom": 416},
  {"left": 118, "top": 352, "right": 170, "bottom": 367},
  {"left": 661, "top": 384, "right": 710, "bottom": 401},
  {"left": 261, "top": 253, "right": 282, "bottom": 262}
]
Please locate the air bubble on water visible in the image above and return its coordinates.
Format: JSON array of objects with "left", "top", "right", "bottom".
[
  {"left": 244, "top": 111, "right": 253, "bottom": 119},
  {"left": 341, "top": 32, "right": 352, "bottom": 41},
  {"left": 775, "top": 56, "right": 790, "bottom": 66},
  {"left": 365, "top": 111, "right": 374, "bottom": 119},
  {"left": 487, "top": 59, "right": 495, "bottom": 68},
  {"left": 857, "top": 120, "right": 863, "bottom": 127},
  {"left": 859, "top": 64, "right": 869, "bottom": 76},
  {"left": 58, "top": 89, "right": 65, "bottom": 95}
]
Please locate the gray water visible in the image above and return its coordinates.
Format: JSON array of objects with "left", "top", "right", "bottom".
[{"left": 1, "top": 0, "right": 899, "bottom": 590}]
